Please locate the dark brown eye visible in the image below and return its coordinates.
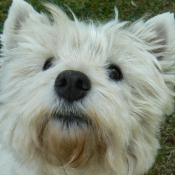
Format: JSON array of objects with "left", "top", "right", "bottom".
[
  {"left": 108, "top": 65, "right": 123, "bottom": 81},
  {"left": 43, "top": 57, "right": 54, "bottom": 71}
]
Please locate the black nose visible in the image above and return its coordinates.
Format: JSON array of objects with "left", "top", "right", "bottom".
[{"left": 54, "top": 70, "right": 91, "bottom": 102}]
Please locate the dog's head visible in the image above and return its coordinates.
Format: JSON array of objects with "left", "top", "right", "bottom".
[{"left": 0, "top": 0, "right": 175, "bottom": 174}]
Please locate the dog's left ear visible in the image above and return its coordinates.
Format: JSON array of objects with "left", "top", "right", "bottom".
[
  {"left": 130, "top": 13, "right": 174, "bottom": 58},
  {"left": 130, "top": 13, "right": 175, "bottom": 89},
  {"left": 1, "top": 0, "right": 41, "bottom": 48}
]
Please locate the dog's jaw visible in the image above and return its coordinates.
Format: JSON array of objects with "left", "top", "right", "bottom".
[{"left": 36, "top": 111, "right": 107, "bottom": 169}]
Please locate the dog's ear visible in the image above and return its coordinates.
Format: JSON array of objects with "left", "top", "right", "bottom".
[
  {"left": 130, "top": 13, "right": 174, "bottom": 57},
  {"left": 145, "top": 13, "right": 175, "bottom": 60},
  {"left": 147, "top": 13, "right": 175, "bottom": 89},
  {"left": 1, "top": 0, "right": 41, "bottom": 48},
  {"left": 130, "top": 13, "right": 175, "bottom": 89}
]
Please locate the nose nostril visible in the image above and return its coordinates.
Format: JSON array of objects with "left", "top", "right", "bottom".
[
  {"left": 83, "top": 82, "right": 91, "bottom": 90},
  {"left": 56, "top": 78, "right": 67, "bottom": 87},
  {"left": 77, "top": 79, "right": 90, "bottom": 91}
]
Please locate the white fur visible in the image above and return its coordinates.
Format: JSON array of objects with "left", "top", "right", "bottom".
[{"left": 0, "top": 0, "right": 175, "bottom": 175}]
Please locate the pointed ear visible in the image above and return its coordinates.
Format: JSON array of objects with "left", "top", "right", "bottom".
[
  {"left": 130, "top": 13, "right": 175, "bottom": 89},
  {"left": 146, "top": 13, "right": 175, "bottom": 59},
  {"left": 1, "top": 0, "right": 41, "bottom": 48},
  {"left": 130, "top": 13, "right": 175, "bottom": 59}
]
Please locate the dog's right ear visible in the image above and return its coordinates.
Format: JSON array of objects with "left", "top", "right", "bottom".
[{"left": 1, "top": 0, "right": 41, "bottom": 49}]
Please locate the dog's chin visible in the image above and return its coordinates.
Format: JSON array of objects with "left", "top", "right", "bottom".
[
  {"left": 53, "top": 112, "right": 91, "bottom": 128},
  {"left": 38, "top": 111, "right": 107, "bottom": 168}
]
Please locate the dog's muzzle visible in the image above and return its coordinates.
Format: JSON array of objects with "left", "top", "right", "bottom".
[{"left": 54, "top": 70, "right": 91, "bottom": 102}]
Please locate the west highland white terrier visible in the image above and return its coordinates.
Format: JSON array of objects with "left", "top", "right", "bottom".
[{"left": 0, "top": 0, "right": 175, "bottom": 174}]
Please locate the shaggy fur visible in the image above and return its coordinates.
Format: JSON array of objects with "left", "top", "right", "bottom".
[{"left": 0, "top": 0, "right": 175, "bottom": 175}]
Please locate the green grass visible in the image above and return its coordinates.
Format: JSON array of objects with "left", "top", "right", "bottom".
[
  {"left": 0, "top": 0, "right": 175, "bottom": 174},
  {"left": 1, "top": 0, "right": 175, "bottom": 32}
]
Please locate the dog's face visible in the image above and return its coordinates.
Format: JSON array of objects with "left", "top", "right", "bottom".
[{"left": 0, "top": 0, "right": 175, "bottom": 174}]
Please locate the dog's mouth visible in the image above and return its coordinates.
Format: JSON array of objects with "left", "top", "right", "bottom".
[{"left": 52, "top": 112, "right": 91, "bottom": 127}]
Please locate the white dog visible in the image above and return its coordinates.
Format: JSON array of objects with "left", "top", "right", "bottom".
[{"left": 0, "top": 0, "right": 175, "bottom": 174}]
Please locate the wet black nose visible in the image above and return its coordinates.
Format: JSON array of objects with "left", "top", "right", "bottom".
[{"left": 54, "top": 70, "right": 91, "bottom": 102}]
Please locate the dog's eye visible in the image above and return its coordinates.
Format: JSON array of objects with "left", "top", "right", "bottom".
[
  {"left": 43, "top": 58, "right": 54, "bottom": 71},
  {"left": 108, "top": 65, "right": 123, "bottom": 81}
]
